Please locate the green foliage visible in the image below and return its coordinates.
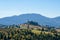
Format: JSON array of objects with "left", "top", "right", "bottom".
[
  {"left": 0, "top": 28, "right": 60, "bottom": 40},
  {"left": 0, "top": 22, "right": 60, "bottom": 40},
  {"left": 27, "top": 21, "right": 39, "bottom": 26}
]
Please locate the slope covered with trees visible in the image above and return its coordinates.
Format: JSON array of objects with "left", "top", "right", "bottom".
[
  {"left": 0, "top": 21, "right": 60, "bottom": 40},
  {"left": 0, "top": 28, "right": 60, "bottom": 40}
]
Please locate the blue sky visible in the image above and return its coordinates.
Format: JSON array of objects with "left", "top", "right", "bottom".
[{"left": 0, "top": 0, "right": 60, "bottom": 18}]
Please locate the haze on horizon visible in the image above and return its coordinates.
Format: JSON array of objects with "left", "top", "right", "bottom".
[{"left": 0, "top": 0, "right": 60, "bottom": 18}]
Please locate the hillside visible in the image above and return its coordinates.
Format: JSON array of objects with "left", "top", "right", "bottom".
[
  {"left": 0, "top": 21, "right": 60, "bottom": 40},
  {"left": 0, "top": 13, "right": 60, "bottom": 27},
  {"left": 0, "top": 25, "right": 60, "bottom": 40}
]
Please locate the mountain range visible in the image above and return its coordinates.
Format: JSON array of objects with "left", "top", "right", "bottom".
[{"left": 0, "top": 13, "right": 60, "bottom": 27}]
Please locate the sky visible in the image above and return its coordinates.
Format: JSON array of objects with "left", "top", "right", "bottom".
[{"left": 0, "top": 0, "right": 60, "bottom": 18}]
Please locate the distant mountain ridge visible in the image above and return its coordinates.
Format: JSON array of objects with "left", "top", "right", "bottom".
[{"left": 0, "top": 13, "right": 60, "bottom": 27}]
